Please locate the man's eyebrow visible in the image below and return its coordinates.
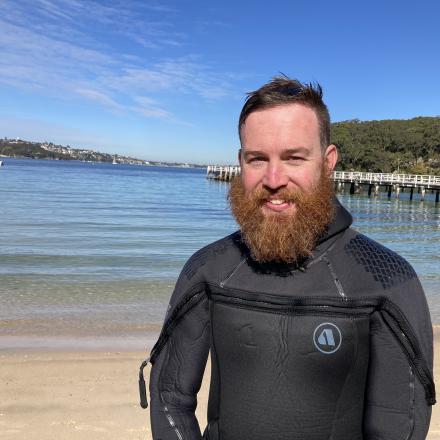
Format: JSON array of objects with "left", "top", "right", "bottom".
[
  {"left": 242, "top": 147, "right": 311, "bottom": 157},
  {"left": 281, "top": 147, "right": 311, "bottom": 156},
  {"left": 242, "top": 149, "right": 267, "bottom": 158}
]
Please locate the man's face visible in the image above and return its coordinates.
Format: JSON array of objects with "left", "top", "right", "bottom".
[
  {"left": 230, "top": 103, "right": 338, "bottom": 263},
  {"left": 239, "top": 103, "right": 337, "bottom": 214}
]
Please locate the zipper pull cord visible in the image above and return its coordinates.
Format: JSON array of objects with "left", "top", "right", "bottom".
[{"left": 139, "top": 356, "right": 151, "bottom": 409}]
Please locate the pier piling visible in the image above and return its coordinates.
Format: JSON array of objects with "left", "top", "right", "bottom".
[{"left": 350, "top": 182, "right": 355, "bottom": 195}]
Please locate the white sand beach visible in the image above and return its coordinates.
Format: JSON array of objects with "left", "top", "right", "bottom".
[{"left": 1, "top": 329, "right": 440, "bottom": 439}]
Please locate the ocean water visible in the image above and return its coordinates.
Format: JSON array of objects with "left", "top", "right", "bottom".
[{"left": 0, "top": 158, "right": 439, "bottom": 349}]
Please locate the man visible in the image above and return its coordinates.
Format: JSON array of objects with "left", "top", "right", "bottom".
[{"left": 141, "top": 77, "right": 435, "bottom": 440}]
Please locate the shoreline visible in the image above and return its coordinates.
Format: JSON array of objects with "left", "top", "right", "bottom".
[
  {"left": 0, "top": 334, "right": 158, "bottom": 354},
  {"left": 0, "top": 155, "right": 207, "bottom": 169},
  {"left": 1, "top": 325, "right": 440, "bottom": 353}
]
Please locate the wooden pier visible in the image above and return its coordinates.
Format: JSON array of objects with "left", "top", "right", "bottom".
[
  {"left": 206, "top": 166, "right": 440, "bottom": 202},
  {"left": 206, "top": 165, "right": 241, "bottom": 181},
  {"left": 333, "top": 171, "right": 440, "bottom": 202}
]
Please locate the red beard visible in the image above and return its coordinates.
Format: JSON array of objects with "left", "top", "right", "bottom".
[{"left": 228, "top": 167, "right": 335, "bottom": 264}]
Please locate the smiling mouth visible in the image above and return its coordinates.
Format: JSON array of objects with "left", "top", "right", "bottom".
[{"left": 264, "top": 199, "right": 293, "bottom": 212}]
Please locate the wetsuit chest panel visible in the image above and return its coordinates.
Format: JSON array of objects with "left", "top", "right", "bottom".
[{"left": 210, "top": 301, "right": 370, "bottom": 440}]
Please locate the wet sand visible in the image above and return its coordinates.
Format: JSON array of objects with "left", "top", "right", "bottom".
[{"left": 1, "top": 334, "right": 439, "bottom": 439}]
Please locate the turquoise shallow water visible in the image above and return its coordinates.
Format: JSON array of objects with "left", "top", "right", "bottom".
[{"left": 0, "top": 158, "right": 439, "bottom": 349}]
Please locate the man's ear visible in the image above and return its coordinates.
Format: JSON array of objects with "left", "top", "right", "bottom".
[
  {"left": 324, "top": 144, "right": 338, "bottom": 174},
  {"left": 238, "top": 148, "right": 242, "bottom": 164}
]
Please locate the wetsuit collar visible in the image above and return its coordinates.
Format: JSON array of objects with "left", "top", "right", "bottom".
[{"left": 316, "top": 198, "right": 353, "bottom": 245}]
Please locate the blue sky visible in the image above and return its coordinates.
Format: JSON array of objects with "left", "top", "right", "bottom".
[{"left": 0, "top": 0, "right": 439, "bottom": 164}]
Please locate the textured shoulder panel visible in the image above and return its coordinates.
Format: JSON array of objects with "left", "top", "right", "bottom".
[
  {"left": 182, "top": 231, "right": 241, "bottom": 280},
  {"left": 344, "top": 233, "right": 416, "bottom": 289}
]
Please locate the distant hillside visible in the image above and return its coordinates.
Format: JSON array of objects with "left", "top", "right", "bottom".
[
  {"left": 332, "top": 116, "right": 440, "bottom": 174},
  {"left": 2, "top": 116, "right": 440, "bottom": 174},
  {"left": 0, "top": 139, "right": 204, "bottom": 168}
]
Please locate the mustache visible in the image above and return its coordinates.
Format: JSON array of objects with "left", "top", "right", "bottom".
[{"left": 250, "top": 187, "right": 304, "bottom": 203}]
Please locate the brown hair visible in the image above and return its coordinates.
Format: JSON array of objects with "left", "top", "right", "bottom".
[{"left": 238, "top": 76, "right": 331, "bottom": 150}]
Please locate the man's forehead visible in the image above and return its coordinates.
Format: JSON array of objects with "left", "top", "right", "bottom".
[{"left": 240, "top": 104, "right": 320, "bottom": 139}]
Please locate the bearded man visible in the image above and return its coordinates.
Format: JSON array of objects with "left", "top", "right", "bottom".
[{"left": 141, "top": 77, "right": 435, "bottom": 440}]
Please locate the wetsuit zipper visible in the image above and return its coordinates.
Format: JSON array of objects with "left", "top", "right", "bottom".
[
  {"left": 212, "top": 296, "right": 372, "bottom": 318},
  {"left": 138, "top": 284, "right": 206, "bottom": 410},
  {"left": 150, "top": 285, "right": 205, "bottom": 363},
  {"left": 379, "top": 300, "right": 436, "bottom": 405}
]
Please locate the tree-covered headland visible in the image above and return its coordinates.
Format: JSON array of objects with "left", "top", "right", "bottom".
[{"left": 332, "top": 117, "right": 440, "bottom": 175}]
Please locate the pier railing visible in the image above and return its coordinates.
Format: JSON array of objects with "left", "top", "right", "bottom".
[{"left": 332, "top": 171, "right": 440, "bottom": 189}]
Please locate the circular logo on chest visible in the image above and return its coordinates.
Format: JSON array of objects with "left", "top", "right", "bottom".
[{"left": 313, "top": 322, "right": 342, "bottom": 354}]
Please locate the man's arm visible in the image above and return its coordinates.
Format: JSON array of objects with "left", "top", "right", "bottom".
[
  {"left": 363, "top": 276, "right": 434, "bottom": 440},
  {"left": 149, "top": 259, "right": 211, "bottom": 440}
]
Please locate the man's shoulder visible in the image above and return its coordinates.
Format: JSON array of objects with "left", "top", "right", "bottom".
[
  {"left": 181, "top": 231, "right": 244, "bottom": 281},
  {"left": 338, "top": 228, "right": 417, "bottom": 290}
]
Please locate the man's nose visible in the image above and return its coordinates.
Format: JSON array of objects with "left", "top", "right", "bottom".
[{"left": 262, "top": 162, "right": 289, "bottom": 190}]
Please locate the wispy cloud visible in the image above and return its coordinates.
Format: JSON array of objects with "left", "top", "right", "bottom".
[
  {"left": 0, "top": 0, "right": 236, "bottom": 123},
  {"left": 132, "top": 96, "right": 173, "bottom": 120},
  {"left": 100, "top": 57, "right": 234, "bottom": 100},
  {"left": 75, "top": 89, "right": 124, "bottom": 112}
]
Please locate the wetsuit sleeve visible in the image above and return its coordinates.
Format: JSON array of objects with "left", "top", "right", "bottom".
[
  {"left": 363, "top": 274, "right": 434, "bottom": 440},
  {"left": 149, "top": 267, "right": 210, "bottom": 440}
]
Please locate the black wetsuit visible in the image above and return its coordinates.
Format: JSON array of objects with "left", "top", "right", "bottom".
[{"left": 146, "top": 200, "right": 435, "bottom": 440}]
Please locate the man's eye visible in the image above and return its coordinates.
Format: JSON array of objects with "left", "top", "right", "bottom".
[
  {"left": 286, "top": 156, "right": 304, "bottom": 163},
  {"left": 248, "top": 157, "right": 265, "bottom": 164}
]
